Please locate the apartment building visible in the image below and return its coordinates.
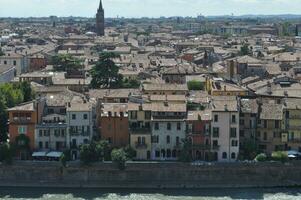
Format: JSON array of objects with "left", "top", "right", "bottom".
[{"left": 211, "top": 97, "right": 239, "bottom": 162}]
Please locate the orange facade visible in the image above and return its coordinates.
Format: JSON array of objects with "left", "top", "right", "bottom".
[
  {"left": 9, "top": 110, "right": 37, "bottom": 150},
  {"left": 99, "top": 116, "right": 129, "bottom": 148}
]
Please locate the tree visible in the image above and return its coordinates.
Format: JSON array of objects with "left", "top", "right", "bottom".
[
  {"left": 122, "top": 78, "right": 140, "bottom": 88},
  {"left": 51, "top": 54, "right": 83, "bottom": 72},
  {"left": 187, "top": 80, "right": 204, "bottom": 91},
  {"left": 0, "top": 143, "right": 14, "bottom": 164},
  {"left": 94, "top": 140, "right": 111, "bottom": 161},
  {"left": 19, "top": 81, "right": 34, "bottom": 102},
  {"left": 90, "top": 52, "right": 123, "bottom": 89},
  {"left": 178, "top": 139, "right": 192, "bottom": 163},
  {"left": 240, "top": 44, "right": 250, "bottom": 56},
  {"left": 241, "top": 139, "right": 258, "bottom": 160},
  {"left": 124, "top": 146, "right": 136, "bottom": 160},
  {"left": 111, "top": 148, "right": 127, "bottom": 170},
  {"left": 79, "top": 144, "right": 97, "bottom": 165},
  {"left": 0, "top": 96, "right": 8, "bottom": 143}
]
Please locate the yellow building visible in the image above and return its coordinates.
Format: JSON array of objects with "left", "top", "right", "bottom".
[
  {"left": 282, "top": 99, "right": 301, "bottom": 152},
  {"left": 128, "top": 103, "right": 152, "bottom": 160}
]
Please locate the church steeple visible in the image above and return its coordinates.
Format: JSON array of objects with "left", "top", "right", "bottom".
[
  {"left": 98, "top": 0, "right": 103, "bottom": 11},
  {"left": 96, "top": 0, "right": 105, "bottom": 36}
]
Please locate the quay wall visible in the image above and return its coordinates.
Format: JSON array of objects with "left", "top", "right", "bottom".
[{"left": 1, "top": 162, "right": 301, "bottom": 188}]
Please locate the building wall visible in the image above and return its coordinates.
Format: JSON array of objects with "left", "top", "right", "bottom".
[
  {"left": 8, "top": 111, "right": 37, "bottom": 150},
  {"left": 151, "top": 121, "right": 186, "bottom": 160},
  {"left": 0, "top": 67, "right": 15, "bottom": 83},
  {"left": 100, "top": 116, "right": 129, "bottom": 148},
  {"left": 211, "top": 111, "right": 239, "bottom": 162}
]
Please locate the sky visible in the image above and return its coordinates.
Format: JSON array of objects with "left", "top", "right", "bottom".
[{"left": 0, "top": 0, "right": 300, "bottom": 18}]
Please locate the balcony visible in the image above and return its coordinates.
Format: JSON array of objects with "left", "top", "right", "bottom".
[
  {"left": 70, "top": 132, "right": 90, "bottom": 137},
  {"left": 289, "top": 115, "right": 301, "bottom": 119},
  {"left": 212, "top": 145, "right": 220, "bottom": 150},
  {"left": 135, "top": 142, "right": 148, "bottom": 149},
  {"left": 152, "top": 115, "right": 184, "bottom": 120},
  {"left": 192, "top": 144, "right": 211, "bottom": 150},
  {"left": 288, "top": 138, "right": 301, "bottom": 143},
  {"left": 130, "top": 127, "right": 151, "bottom": 134},
  {"left": 11, "top": 117, "right": 32, "bottom": 124},
  {"left": 36, "top": 123, "right": 67, "bottom": 128}
]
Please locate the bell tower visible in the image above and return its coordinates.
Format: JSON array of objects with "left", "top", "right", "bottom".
[{"left": 96, "top": 0, "right": 105, "bottom": 36}]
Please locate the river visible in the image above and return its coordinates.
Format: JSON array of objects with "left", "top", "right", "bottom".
[{"left": 1, "top": 187, "right": 301, "bottom": 200}]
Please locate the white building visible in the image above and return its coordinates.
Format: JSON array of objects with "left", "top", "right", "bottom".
[
  {"left": 151, "top": 102, "right": 187, "bottom": 160},
  {"left": 66, "top": 102, "right": 93, "bottom": 159},
  {"left": 211, "top": 96, "right": 239, "bottom": 162},
  {"left": 0, "top": 65, "right": 15, "bottom": 83},
  {"left": 0, "top": 52, "right": 28, "bottom": 75}
]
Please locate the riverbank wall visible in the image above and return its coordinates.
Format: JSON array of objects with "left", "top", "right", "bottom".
[{"left": 1, "top": 161, "right": 301, "bottom": 189}]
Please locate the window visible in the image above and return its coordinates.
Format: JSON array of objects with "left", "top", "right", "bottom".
[
  {"left": 213, "top": 140, "right": 218, "bottom": 147},
  {"left": 152, "top": 135, "right": 159, "bottom": 143},
  {"left": 145, "top": 111, "right": 151, "bottom": 120},
  {"left": 231, "top": 115, "right": 236, "bottom": 123},
  {"left": 213, "top": 127, "right": 219, "bottom": 138},
  {"left": 275, "top": 120, "right": 280, "bottom": 129},
  {"left": 166, "top": 149, "right": 171, "bottom": 158},
  {"left": 264, "top": 132, "right": 267, "bottom": 141},
  {"left": 214, "top": 115, "right": 218, "bottom": 122},
  {"left": 264, "top": 120, "right": 267, "bottom": 128},
  {"left": 61, "top": 129, "right": 65, "bottom": 137},
  {"left": 155, "top": 122, "right": 159, "bottom": 130},
  {"left": 176, "top": 137, "right": 180, "bottom": 145},
  {"left": 240, "top": 119, "right": 245, "bottom": 126},
  {"left": 131, "top": 111, "right": 137, "bottom": 119},
  {"left": 231, "top": 140, "right": 238, "bottom": 147},
  {"left": 155, "top": 151, "right": 160, "bottom": 158},
  {"left": 240, "top": 130, "right": 245, "bottom": 137},
  {"left": 45, "top": 142, "right": 49, "bottom": 149},
  {"left": 4, "top": 60, "right": 7, "bottom": 65},
  {"left": 230, "top": 128, "right": 237, "bottom": 138},
  {"left": 84, "top": 139, "right": 89, "bottom": 144},
  {"left": 167, "top": 136, "right": 170, "bottom": 144},
  {"left": 231, "top": 152, "right": 236, "bottom": 159},
  {"left": 39, "top": 130, "right": 43, "bottom": 137},
  {"left": 167, "top": 123, "right": 171, "bottom": 130},
  {"left": 177, "top": 122, "right": 181, "bottom": 130},
  {"left": 222, "top": 152, "right": 227, "bottom": 159},
  {"left": 39, "top": 142, "right": 43, "bottom": 149},
  {"left": 83, "top": 114, "right": 88, "bottom": 120},
  {"left": 72, "top": 114, "right": 76, "bottom": 120},
  {"left": 18, "top": 126, "right": 27, "bottom": 134}
]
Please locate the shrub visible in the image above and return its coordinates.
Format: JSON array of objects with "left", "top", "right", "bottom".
[
  {"left": 187, "top": 80, "right": 204, "bottom": 91},
  {"left": 272, "top": 151, "right": 288, "bottom": 163},
  {"left": 111, "top": 148, "right": 127, "bottom": 170},
  {"left": 0, "top": 143, "right": 13, "bottom": 164},
  {"left": 255, "top": 153, "right": 267, "bottom": 162}
]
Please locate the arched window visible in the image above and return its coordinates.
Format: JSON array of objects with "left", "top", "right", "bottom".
[
  {"left": 167, "top": 123, "right": 171, "bottom": 130},
  {"left": 231, "top": 152, "right": 236, "bottom": 159},
  {"left": 172, "top": 150, "right": 177, "bottom": 158},
  {"left": 222, "top": 152, "right": 227, "bottom": 159}
]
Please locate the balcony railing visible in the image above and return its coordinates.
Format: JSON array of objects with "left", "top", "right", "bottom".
[
  {"left": 135, "top": 142, "right": 148, "bottom": 149},
  {"left": 11, "top": 117, "right": 32, "bottom": 123},
  {"left": 288, "top": 138, "right": 301, "bottom": 143},
  {"left": 130, "top": 127, "right": 151, "bottom": 134},
  {"left": 212, "top": 145, "right": 220, "bottom": 150},
  {"left": 152, "top": 116, "right": 185, "bottom": 120}
]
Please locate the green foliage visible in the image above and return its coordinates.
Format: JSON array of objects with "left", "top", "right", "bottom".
[
  {"left": 187, "top": 101, "right": 205, "bottom": 111},
  {"left": 60, "top": 149, "right": 71, "bottom": 167},
  {"left": 0, "top": 143, "right": 14, "bottom": 164},
  {"left": 0, "top": 82, "right": 34, "bottom": 143},
  {"left": 255, "top": 153, "right": 267, "bottom": 162},
  {"left": 271, "top": 151, "right": 288, "bottom": 163},
  {"left": 111, "top": 148, "right": 127, "bottom": 170},
  {"left": 51, "top": 54, "right": 83, "bottom": 71},
  {"left": 240, "top": 44, "right": 250, "bottom": 56},
  {"left": 90, "top": 52, "right": 123, "bottom": 89},
  {"left": 178, "top": 139, "right": 192, "bottom": 163},
  {"left": 79, "top": 140, "right": 112, "bottom": 165},
  {"left": 241, "top": 140, "right": 258, "bottom": 160},
  {"left": 187, "top": 80, "right": 204, "bottom": 91},
  {"left": 122, "top": 78, "right": 140, "bottom": 88},
  {"left": 124, "top": 146, "right": 136, "bottom": 160}
]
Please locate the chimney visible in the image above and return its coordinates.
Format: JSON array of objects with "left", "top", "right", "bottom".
[
  {"left": 267, "top": 81, "right": 272, "bottom": 94},
  {"left": 224, "top": 85, "right": 227, "bottom": 92}
]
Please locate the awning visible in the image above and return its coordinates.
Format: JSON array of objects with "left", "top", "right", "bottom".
[
  {"left": 46, "top": 152, "right": 63, "bottom": 158},
  {"left": 32, "top": 152, "right": 47, "bottom": 157}
]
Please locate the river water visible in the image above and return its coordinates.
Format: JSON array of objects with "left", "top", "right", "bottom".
[{"left": 0, "top": 187, "right": 301, "bottom": 200}]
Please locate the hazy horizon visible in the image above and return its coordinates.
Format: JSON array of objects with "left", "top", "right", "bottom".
[{"left": 0, "top": 0, "right": 300, "bottom": 18}]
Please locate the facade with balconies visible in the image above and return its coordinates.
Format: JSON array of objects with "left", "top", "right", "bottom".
[
  {"left": 67, "top": 102, "right": 93, "bottom": 159},
  {"left": 128, "top": 103, "right": 152, "bottom": 160},
  {"left": 150, "top": 102, "right": 187, "bottom": 160}
]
